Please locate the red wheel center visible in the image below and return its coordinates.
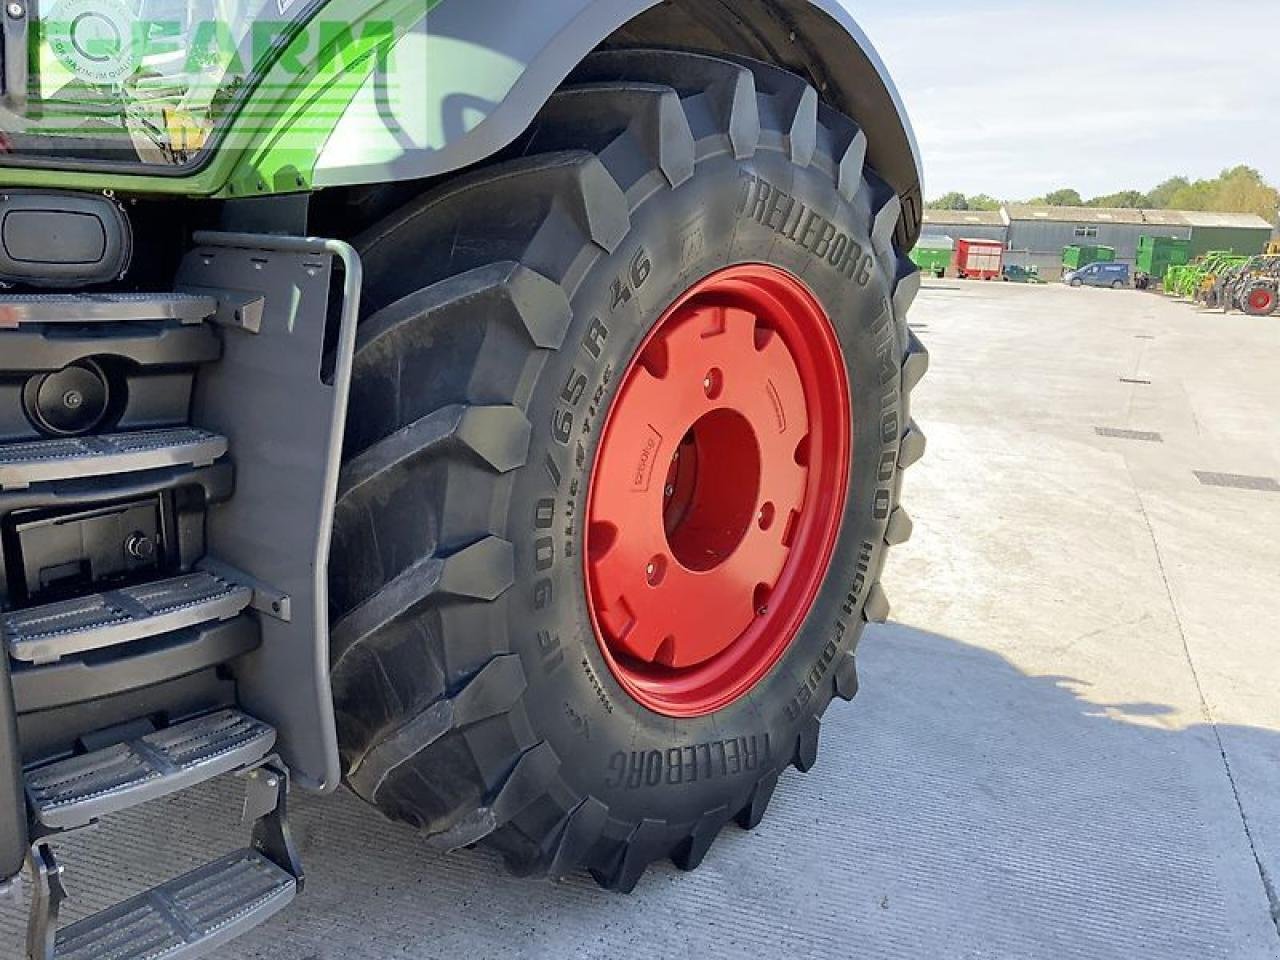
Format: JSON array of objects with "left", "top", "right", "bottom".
[
  {"left": 1249, "top": 288, "right": 1274, "bottom": 312},
  {"left": 584, "top": 265, "right": 851, "bottom": 716},
  {"left": 663, "top": 409, "right": 761, "bottom": 574}
]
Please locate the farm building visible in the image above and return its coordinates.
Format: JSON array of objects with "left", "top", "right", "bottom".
[
  {"left": 920, "top": 209, "right": 1008, "bottom": 245},
  {"left": 1002, "top": 206, "right": 1189, "bottom": 278},
  {"left": 1178, "top": 211, "right": 1277, "bottom": 258},
  {"left": 920, "top": 206, "right": 1274, "bottom": 279}
]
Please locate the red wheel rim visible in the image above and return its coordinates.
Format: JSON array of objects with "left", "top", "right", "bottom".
[
  {"left": 584, "top": 265, "right": 851, "bottom": 716},
  {"left": 1248, "top": 288, "right": 1274, "bottom": 313}
]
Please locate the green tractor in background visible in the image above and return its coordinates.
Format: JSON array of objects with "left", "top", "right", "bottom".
[{"left": 0, "top": 2, "right": 928, "bottom": 958}]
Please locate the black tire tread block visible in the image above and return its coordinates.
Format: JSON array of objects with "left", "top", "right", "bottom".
[
  {"left": 792, "top": 716, "right": 821, "bottom": 773},
  {"left": 884, "top": 506, "right": 914, "bottom": 546},
  {"left": 734, "top": 771, "right": 780, "bottom": 831},
  {"left": 833, "top": 653, "right": 860, "bottom": 702},
  {"left": 521, "top": 83, "right": 696, "bottom": 203},
  {"left": 903, "top": 328, "right": 930, "bottom": 393},
  {"left": 670, "top": 806, "right": 727, "bottom": 872},
  {"left": 721, "top": 54, "right": 820, "bottom": 167},
  {"left": 571, "top": 49, "right": 762, "bottom": 161},
  {"left": 899, "top": 420, "right": 928, "bottom": 469}
]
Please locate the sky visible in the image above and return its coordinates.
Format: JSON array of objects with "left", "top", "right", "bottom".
[{"left": 849, "top": 0, "right": 1280, "bottom": 202}]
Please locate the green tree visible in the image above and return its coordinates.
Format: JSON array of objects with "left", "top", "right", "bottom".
[
  {"left": 966, "top": 194, "right": 1002, "bottom": 211},
  {"left": 1034, "top": 188, "right": 1084, "bottom": 207},
  {"left": 1145, "top": 176, "right": 1189, "bottom": 209},
  {"left": 1164, "top": 166, "right": 1279, "bottom": 225},
  {"left": 925, "top": 169, "right": 1280, "bottom": 225},
  {"left": 1206, "top": 166, "right": 1278, "bottom": 224},
  {"left": 929, "top": 191, "right": 970, "bottom": 210},
  {"left": 1087, "top": 190, "right": 1148, "bottom": 208}
]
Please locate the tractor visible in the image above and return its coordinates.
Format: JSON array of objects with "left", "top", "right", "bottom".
[
  {"left": 1219, "top": 255, "right": 1280, "bottom": 316},
  {"left": 0, "top": 2, "right": 928, "bottom": 958},
  {"left": 1194, "top": 254, "right": 1250, "bottom": 308}
]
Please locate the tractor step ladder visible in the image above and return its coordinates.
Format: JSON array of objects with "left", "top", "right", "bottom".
[
  {"left": 22, "top": 713, "right": 302, "bottom": 960},
  {"left": 0, "top": 428, "right": 228, "bottom": 492},
  {"left": 0, "top": 293, "right": 216, "bottom": 328},
  {"left": 24, "top": 709, "right": 275, "bottom": 829},
  {"left": 3, "top": 571, "right": 252, "bottom": 666},
  {"left": 43, "top": 848, "right": 296, "bottom": 960}
]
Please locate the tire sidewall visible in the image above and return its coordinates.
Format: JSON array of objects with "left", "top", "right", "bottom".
[{"left": 505, "top": 150, "right": 902, "bottom": 823}]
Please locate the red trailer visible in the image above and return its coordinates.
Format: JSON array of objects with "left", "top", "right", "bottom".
[{"left": 954, "top": 238, "right": 1005, "bottom": 280}]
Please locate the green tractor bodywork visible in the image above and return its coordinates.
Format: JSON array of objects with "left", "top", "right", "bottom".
[
  {"left": 0, "top": 3, "right": 929, "bottom": 958},
  {"left": 0, "top": 0, "right": 925, "bottom": 245}
]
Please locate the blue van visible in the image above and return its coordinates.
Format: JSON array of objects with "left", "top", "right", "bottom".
[{"left": 1064, "top": 261, "right": 1131, "bottom": 289}]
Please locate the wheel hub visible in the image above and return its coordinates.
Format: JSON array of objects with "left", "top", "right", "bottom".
[
  {"left": 1248, "top": 287, "right": 1274, "bottom": 313},
  {"left": 584, "top": 265, "right": 851, "bottom": 716}
]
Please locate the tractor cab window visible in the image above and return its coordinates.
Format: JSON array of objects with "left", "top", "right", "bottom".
[{"left": 1, "top": 0, "right": 320, "bottom": 167}]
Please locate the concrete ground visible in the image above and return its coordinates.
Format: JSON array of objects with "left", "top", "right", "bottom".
[{"left": 3, "top": 280, "right": 1279, "bottom": 959}]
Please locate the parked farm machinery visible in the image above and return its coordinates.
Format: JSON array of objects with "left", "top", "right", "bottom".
[
  {"left": 1216, "top": 255, "right": 1280, "bottom": 316},
  {"left": 1163, "top": 252, "right": 1246, "bottom": 301},
  {"left": 1163, "top": 252, "right": 1279, "bottom": 316}
]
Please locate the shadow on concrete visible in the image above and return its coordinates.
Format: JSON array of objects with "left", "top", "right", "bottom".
[{"left": 0, "top": 623, "right": 1277, "bottom": 959}]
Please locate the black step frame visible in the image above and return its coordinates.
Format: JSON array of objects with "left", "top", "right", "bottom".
[{"left": 178, "top": 232, "right": 361, "bottom": 793}]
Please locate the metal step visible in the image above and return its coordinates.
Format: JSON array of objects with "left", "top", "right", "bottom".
[
  {"left": 0, "top": 427, "right": 227, "bottom": 491},
  {"left": 0, "top": 293, "right": 216, "bottom": 329},
  {"left": 4, "top": 569, "right": 253, "bottom": 665},
  {"left": 53, "top": 848, "right": 295, "bottom": 960},
  {"left": 24, "top": 708, "right": 276, "bottom": 829}
]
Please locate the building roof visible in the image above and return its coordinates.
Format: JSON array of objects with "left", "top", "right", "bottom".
[
  {"left": 1003, "top": 205, "right": 1165, "bottom": 226},
  {"left": 922, "top": 209, "right": 1006, "bottom": 227},
  {"left": 1003, "top": 205, "right": 1273, "bottom": 231},
  {"left": 1175, "top": 211, "right": 1275, "bottom": 230}
]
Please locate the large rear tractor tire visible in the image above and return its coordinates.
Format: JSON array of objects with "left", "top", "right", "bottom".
[{"left": 328, "top": 49, "right": 928, "bottom": 891}]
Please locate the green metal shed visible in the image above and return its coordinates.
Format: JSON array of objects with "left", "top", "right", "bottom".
[{"left": 1182, "top": 213, "right": 1273, "bottom": 258}]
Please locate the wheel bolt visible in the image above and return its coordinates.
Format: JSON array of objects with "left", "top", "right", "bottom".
[
  {"left": 62, "top": 390, "right": 83, "bottom": 410},
  {"left": 646, "top": 562, "right": 655, "bottom": 576},
  {"left": 664, "top": 485, "right": 675, "bottom": 497},
  {"left": 703, "top": 368, "right": 723, "bottom": 399},
  {"left": 6, "top": 3, "right": 24, "bottom": 18}
]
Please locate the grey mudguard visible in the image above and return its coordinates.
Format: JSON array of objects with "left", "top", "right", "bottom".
[{"left": 313, "top": 0, "right": 923, "bottom": 244}]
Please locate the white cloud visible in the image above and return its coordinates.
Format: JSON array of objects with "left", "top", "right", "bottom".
[{"left": 847, "top": 0, "right": 1280, "bottom": 200}]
